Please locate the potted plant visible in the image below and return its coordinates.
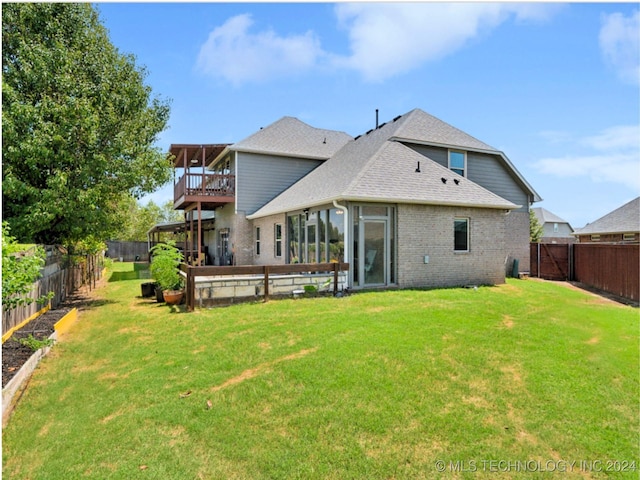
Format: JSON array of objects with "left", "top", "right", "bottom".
[{"left": 149, "top": 241, "right": 184, "bottom": 305}]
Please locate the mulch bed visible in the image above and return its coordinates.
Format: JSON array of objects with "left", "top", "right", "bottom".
[{"left": 2, "top": 284, "right": 102, "bottom": 388}]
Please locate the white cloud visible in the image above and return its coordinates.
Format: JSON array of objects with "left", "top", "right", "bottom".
[
  {"left": 196, "top": 14, "right": 323, "bottom": 85},
  {"left": 534, "top": 124, "right": 640, "bottom": 190},
  {"left": 599, "top": 10, "right": 640, "bottom": 85},
  {"left": 580, "top": 125, "right": 640, "bottom": 151},
  {"left": 196, "top": 4, "right": 561, "bottom": 85},
  {"left": 332, "top": 3, "right": 559, "bottom": 82}
]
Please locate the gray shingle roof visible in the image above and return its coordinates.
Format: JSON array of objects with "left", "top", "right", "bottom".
[
  {"left": 533, "top": 207, "right": 571, "bottom": 226},
  {"left": 248, "top": 114, "right": 518, "bottom": 219},
  {"left": 574, "top": 197, "right": 640, "bottom": 235},
  {"left": 231, "top": 116, "right": 352, "bottom": 160},
  {"left": 391, "top": 108, "right": 497, "bottom": 151}
]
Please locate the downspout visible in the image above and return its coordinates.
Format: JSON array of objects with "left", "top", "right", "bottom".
[{"left": 333, "top": 200, "right": 350, "bottom": 289}]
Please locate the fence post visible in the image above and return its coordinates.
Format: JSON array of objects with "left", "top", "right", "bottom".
[
  {"left": 333, "top": 263, "right": 339, "bottom": 296},
  {"left": 264, "top": 265, "right": 270, "bottom": 302}
]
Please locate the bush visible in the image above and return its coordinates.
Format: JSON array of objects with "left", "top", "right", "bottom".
[
  {"left": 2, "top": 222, "right": 51, "bottom": 310},
  {"left": 149, "top": 241, "right": 184, "bottom": 292}
]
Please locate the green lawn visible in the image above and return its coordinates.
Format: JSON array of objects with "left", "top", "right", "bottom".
[{"left": 3, "top": 263, "right": 639, "bottom": 479}]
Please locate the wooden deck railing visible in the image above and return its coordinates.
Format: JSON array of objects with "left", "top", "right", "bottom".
[
  {"left": 174, "top": 173, "right": 235, "bottom": 202},
  {"left": 180, "top": 262, "right": 349, "bottom": 311}
]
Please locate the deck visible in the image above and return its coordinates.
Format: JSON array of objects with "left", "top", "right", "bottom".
[{"left": 174, "top": 172, "right": 235, "bottom": 210}]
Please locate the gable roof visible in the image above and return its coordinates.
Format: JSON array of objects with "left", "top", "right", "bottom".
[
  {"left": 574, "top": 197, "right": 640, "bottom": 235},
  {"left": 229, "top": 116, "right": 353, "bottom": 160},
  {"left": 533, "top": 207, "right": 572, "bottom": 226},
  {"left": 248, "top": 113, "right": 518, "bottom": 219},
  {"left": 390, "top": 108, "right": 497, "bottom": 151},
  {"left": 391, "top": 109, "right": 541, "bottom": 202}
]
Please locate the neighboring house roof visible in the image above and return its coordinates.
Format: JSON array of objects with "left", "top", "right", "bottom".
[
  {"left": 574, "top": 197, "right": 640, "bottom": 235},
  {"left": 533, "top": 207, "right": 573, "bottom": 230},
  {"left": 248, "top": 111, "right": 519, "bottom": 219},
  {"left": 227, "top": 116, "right": 353, "bottom": 160}
]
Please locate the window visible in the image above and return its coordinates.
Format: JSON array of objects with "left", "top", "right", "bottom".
[
  {"left": 274, "top": 224, "right": 282, "bottom": 257},
  {"left": 623, "top": 233, "right": 635, "bottom": 241},
  {"left": 449, "top": 150, "right": 466, "bottom": 177},
  {"left": 255, "top": 227, "right": 261, "bottom": 255},
  {"left": 454, "top": 218, "right": 469, "bottom": 252},
  {"left": 590, "top": 234, "right": 600, "bottom": 242},
  {"left": 553, "top": 223, "right": 559, "bottom": 233},
  {"left": 287, "top": 208, "right": 345, "bottom": 264}
]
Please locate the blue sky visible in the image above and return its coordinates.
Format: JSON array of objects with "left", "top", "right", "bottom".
[{"left": 96, "top": 2, "right": 639, "bottom": 229}]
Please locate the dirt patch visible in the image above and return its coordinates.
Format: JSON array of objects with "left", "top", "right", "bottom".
[
  {"left": 211, "top": 347, "right": 318, "bottom": 392},
  {"left": 502, "top": 315, "right": 514, "bottom": 329}
]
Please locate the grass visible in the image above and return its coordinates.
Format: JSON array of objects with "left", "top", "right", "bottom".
[{"left": 3, "top": 263, "right": 639, "bottom": 479}]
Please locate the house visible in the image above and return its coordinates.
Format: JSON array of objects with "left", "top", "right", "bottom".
[
  {"left": 532, "top": 207, "right": 575, "bottom": 244},
  {"left": 573, "top": 197, "right": 640, "bottom": 244},
  {"left": 165, "top": 108, "right": 541, "bottom": 291}
]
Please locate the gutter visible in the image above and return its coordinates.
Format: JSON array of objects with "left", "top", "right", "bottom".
[{"left": 248, "top": 196, "right": 519, "bottom": 220}]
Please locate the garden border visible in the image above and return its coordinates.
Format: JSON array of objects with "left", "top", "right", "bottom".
[{"left": 2, "top": 308, "right": 78, "bottom": 427}]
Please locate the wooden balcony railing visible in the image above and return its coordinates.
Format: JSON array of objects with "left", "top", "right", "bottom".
[{"left": 174, "top": 173, "right": 235, "bottom": 204}]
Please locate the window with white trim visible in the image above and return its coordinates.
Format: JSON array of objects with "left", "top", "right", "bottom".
[
  {"left": 255, "top": 227, "right": 261, "bottom": 255},
  {"left": 274, "top": 224, "right": 282, "bottom": 257},
  {"left": 454, "top": 218, "right": 469, "bottom": 252},
  {"left": 449, "top": 150, "right": 466, "bottom": 177}
]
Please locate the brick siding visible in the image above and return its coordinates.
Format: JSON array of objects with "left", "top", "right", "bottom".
[{"left": 397, "top": 204, "right": 508, "bottom": 288}]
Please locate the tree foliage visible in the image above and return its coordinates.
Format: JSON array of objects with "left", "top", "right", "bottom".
[
  {"left": 2, "top": 222, "right": 49, "bottom": 311},
  {"left": 530, "top": 209, "right": 544, "bottom": 243},
  {"left": 2, "top": 3, "right": 172, "bottom": 246},
  {"left": 119, "top": 199, "right": 183, "bottom": 242}
]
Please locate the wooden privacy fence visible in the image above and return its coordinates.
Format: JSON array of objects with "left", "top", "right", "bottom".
[
  {"left": 106, "top": 241, "right": 150, "bottom": 262},
  {"left": 2, "top": 252, "right": 104, "bottom": 337},
  {"left": 180, "top": 262, "right": 349, "bottom": 311},
  {"left": 530, "top": 243, "right": 572, "bottom": 281},
  {"left": 573, "top": 244, "right": 639, "bottom": 303},
  {"left": 530, "top": 243, "right": 639, "bottom": 303}
]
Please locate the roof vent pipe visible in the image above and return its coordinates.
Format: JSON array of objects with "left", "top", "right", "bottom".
[{"left": 375, "top": 109, "right": 379, "bottom": 129}]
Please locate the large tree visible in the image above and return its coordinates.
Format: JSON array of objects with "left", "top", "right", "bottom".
[
  {"left": 2, "top": 3, "right": 172, "bottom": 247},
  {"left": 119, "top": 199, "right": 183, "bottom": 242}
]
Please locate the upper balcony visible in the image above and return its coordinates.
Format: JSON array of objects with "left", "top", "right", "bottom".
[
  {"left": 170, "top": 143, "right": 234, "bottom": 210},
  {"left": 174, "top": 172, "right": 235, "bottom": 210}
]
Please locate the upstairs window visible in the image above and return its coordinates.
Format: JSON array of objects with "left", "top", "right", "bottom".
[{"left": 449, "top": 150, "right": 466, "bottom": 177}]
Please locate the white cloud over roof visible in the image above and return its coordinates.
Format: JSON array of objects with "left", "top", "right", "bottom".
[
  {"left": 195, "top": 4, "right": 560, "bottom": 85},
  {"left": 196, "top": 14, "right": 323, "bottom": 85},
  {"left": 534, "top": 124, "right": 640, "bottom": 190},
  {"left": 332, "top": 3, "right": 557, "bottom": 82}
]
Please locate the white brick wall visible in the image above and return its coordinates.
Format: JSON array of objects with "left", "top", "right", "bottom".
[
  {"left": 397, "top": 204, "right": 507, "bottom": 288},
  {"left": 251, "top": 213, "right": 287, "bottom": 266}
]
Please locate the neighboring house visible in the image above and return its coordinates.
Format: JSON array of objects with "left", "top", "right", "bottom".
[
  {"left": 166, "top": 108, "right": 541, "bottom": 290},
  {"left": 573, "top": 197, "right": 640, "bottom": 244},
  {"left": 532, "top": 207, "right": 575, "bottom": 243}
]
